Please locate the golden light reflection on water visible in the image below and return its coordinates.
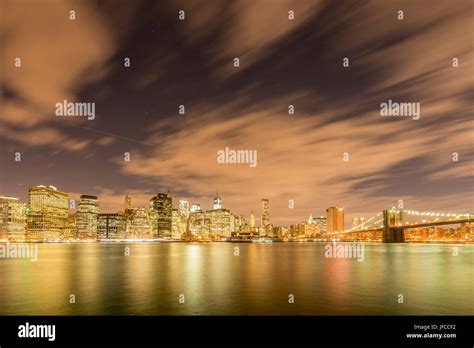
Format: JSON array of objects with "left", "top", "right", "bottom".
[{"left": 0, "top": 243, "right": 472, "bottom": 315}]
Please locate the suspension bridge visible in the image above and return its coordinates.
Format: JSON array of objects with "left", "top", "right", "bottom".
[{"left": 328, "top": 209, "right": 473, "bottom": 243}]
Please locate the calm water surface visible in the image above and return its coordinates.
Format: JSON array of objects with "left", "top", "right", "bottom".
[{"left": 0, "top": 243, "right": 472, "bottom": 315}]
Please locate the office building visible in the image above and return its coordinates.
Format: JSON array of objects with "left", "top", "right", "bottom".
[
  {"left": 213, "top": 191, "right": 222, "bottom": 210},
  {"left": 127, "top": 207, "right": 150, "bottom": 239},
  {"left": 154, "top": 192, "right": 172, "bottom": 238},
  {"left": 0, "top": 196, "right": 26, "bottom": 240},
  {"left": 98, "top": 213, "right": 127, "bottom": 239},
  {"left": 76, "top": 195, "right": 99, "bottom": 239},
  {"left": 327, "top": 206, "right": 344, "bottom": 233},
  {"left": 27, "top": 185, "right": 69, "bottom": 240},
  {"left": 261, "top": 199, "right": 270, "bottom": 227}
]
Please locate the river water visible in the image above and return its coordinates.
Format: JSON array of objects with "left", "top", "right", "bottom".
[{"left": 0, "top": 242, "right": 472, "bottom": 315}]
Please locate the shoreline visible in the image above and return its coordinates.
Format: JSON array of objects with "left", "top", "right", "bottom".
[{"left": 1, "top": 240, "right": 473, "bottom": 244}]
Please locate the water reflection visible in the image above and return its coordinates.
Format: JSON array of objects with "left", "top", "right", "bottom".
[{"left": 0, "top": 243, "right": 472, "bottom": 315}]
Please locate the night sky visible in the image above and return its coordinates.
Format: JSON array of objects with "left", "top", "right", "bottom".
[{"left": 1, "top": 0, "right": 473, "bottom": 226}]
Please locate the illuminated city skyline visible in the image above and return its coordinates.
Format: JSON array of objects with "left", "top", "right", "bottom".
[{"left": 0, "top": 184, "right": 472, "bottom": 243}]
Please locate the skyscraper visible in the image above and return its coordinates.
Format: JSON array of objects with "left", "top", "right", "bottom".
[
  {"left": 124, "top": 195, "right": 132, "bottom": 210},
  {"left": 149, "top": 196, "right": 158, "bottom": 235},
  {"left": 326, "top": 207, "right": 344, "bottom": 233},
  {"left": 178, "top": 200, "right": 190, "bottom": 219},
  {"left": 261, "top": 199, "right": 270, "bottom": 227},
  {"left": 171, "top": 208, "right": 182, "bottom": 239},
  {"left": 27, "top": 185, "right": 69, "bottom": 240},
  {"left": 213, "top": 190, "right": 222, "bottom": 209},
  {"left": 155, "top": 192, "right": 172, "bottom": 238},
  {"left": 76, "top": 195, "right": 99, "bottom": 239},
  {"left": 128, "top": 207, "right": 151, "bottom": 239},
  {"left": 0, "top": 196, "right": 26, "bottom": 240},
  {"left": 250, "top": 210, "right": 255, "bottom": 232},
  {"left": 176, "top": 199, "right": 190, "bottom": 239}
]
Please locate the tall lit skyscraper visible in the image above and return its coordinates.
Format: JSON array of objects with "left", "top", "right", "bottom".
[
  {"left": 213, "top": 190, "right": 222, "bottom": 209},
  {"left": 178, "top": 200, "right": 190, "bottom": 219},
  {"left": 76, "top": 195, "right": 99, "bottom": 239},
  {"left": 128, "top": 207, "right": 151, "bottom": 239},
  {"left": 155, "top": 192, "right": 172, "bottom": 238},
  {"left": 250, "top": 210, "right": 255, "bottom": 230},
  {"left": 27, "top": 185, "right": 69, "bottom": 240},
  {"left": 124, "top": 195, "right": 132, "bottom": 210},
  {"left": 171, "top": 208, "right": 182, "bottom": 239},
  {"left": 149, "top": 196, "right": 158, "bottom": 235},
  {"left": 202, "top": 192, "right": 234, "bottom": 239},
  {"left": 326, "top": 207, "right": 344, "bottom": 233},
  {"left": 261, "top": 199, "right": 270, "bottom": 227},
  {"left": 176, "top": 199, "right": 190, "bottom": 239},
  {"left": 0, "top": 196, "right": 26, "bottom": 240}
]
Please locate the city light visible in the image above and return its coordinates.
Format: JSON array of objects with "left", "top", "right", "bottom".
[{"left": 0, "top": 187, "right": 471, "bottom": 243}]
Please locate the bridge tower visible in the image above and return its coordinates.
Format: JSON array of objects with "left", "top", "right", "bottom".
[{"left": 383, "top": 210, "right": 405, "bottom": 243}]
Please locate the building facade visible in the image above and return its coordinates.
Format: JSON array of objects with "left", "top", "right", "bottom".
[
  {"left": 98, "top": 213, "right": 127, "bottom": 239},
  {"left": 261, "top": 199, "right": 270, "bottom": 227},
  {"left": 327, "top": 206, "right": 344, "bottom": 233},
  {"left": 76, "top": 195, "right": 99, "bottom": 239},
  {"left": 0, "top": 196, "right": 26, "bottom": 240},
  {"left": 27, "top": 185, "right": 69, "bottom": 240},
  {"left": 127, "top": 207, "right": 151, "bottom": 239},
  {"left": 154, "top": 192, "right": 172, "bottom": 238}
]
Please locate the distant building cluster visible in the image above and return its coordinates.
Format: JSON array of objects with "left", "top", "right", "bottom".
[
  {"left": 0, "top": 186, "right": 280, "bottom": 241},
  {"left": 0, "top": 186, "right": 472, "bottom": 242},
  {"left": 288, "top": 207, "right": 345, "bottom": 240}
]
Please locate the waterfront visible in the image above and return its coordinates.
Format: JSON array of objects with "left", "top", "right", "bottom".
[{"left": 0, "top": 243, "right": 472, "bottom": 315}]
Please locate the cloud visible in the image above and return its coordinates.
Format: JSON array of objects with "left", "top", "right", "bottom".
[
  {"left": 172, "top": 0, "right": 323, "bottom": 78},
  {"left": 115, "top": 97, "right": 472, "bottom": 225},
  {"left": 1, "top": 0, "right": 472, "bottom": 227},
  {"left": 0, "top": 0, "right": 117, "bottom": 149}
]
